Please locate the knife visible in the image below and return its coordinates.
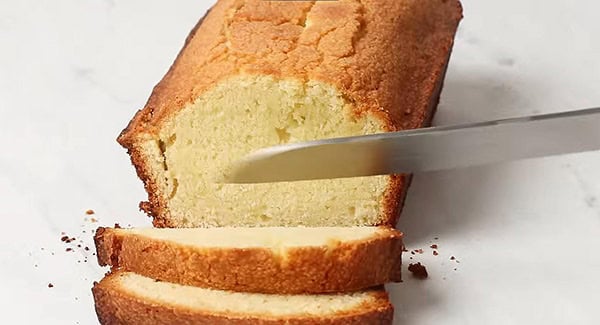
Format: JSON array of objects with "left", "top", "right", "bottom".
[{"left": 224, "top": 107, "right": 600, "bottom": 183}]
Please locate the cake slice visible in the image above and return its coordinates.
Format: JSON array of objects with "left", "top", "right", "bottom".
[
  {"left": 118, "top": 0, "right": 463, "bottom": 228},
  {"left": 95, "top": 226, "right": 403, "bottom": 294},
  {"left": 93, "top": 272, "right": 393, "bottom": 324},
  {"left": 92, "top": 272, "right": 393, "bottom": 325}
]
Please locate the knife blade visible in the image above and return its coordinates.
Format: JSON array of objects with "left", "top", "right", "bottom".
[{"left": 224, "top": 107, "right": 600, "bottom": 183}]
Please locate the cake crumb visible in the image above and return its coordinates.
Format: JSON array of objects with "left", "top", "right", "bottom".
[
  {"left": 450, "top": 256, "right": 456, "bottom": 260},
  {"left": 60, "top": 235, "right": 76, "bottom": 243},
  {"left": 433, "top": 251, "right": 439, "bottom": 256},
  {"left": 408, "top": 263, "right": 428, "bottom": 279},
  {"left": 48, "top": 283, "right": 54, "bottom": 288},
  {"left": 430, "top": 244, "right": 438, "bottom": 249},
  {"left": 90, "top": 217, "right": 98, "bottom": 223},
  {"left": 114, "top": 223, "right": 121, "bottom": 229},
  {"left": 66, "top": 248, "right": 73, "bottom": 252},
  {"left": 86, "top": 209, "right": 95, "bottom": 215},
  {"left": 415, "top": 249, "right": 424, "bottom": 254}
]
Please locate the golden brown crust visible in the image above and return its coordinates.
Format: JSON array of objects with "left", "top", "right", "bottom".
[
  {"left": 118, "top": 0, "right": 463, "bottom": 227},
  {"left": 388, "top": 51, "right": 451, "bottom": 220},
  {"left": 94, "top": 227, "right": 403, "bottom": 294},
  {"left": 125, "top": 145, "right": 174, "bottom": 227},
  {"left": 93, "top": 272, "right": 393, "bottom": 325}
]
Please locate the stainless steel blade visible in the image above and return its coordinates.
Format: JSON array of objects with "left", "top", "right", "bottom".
[{"left": 224, "top": 107, "right": 600, "bottom": 183}]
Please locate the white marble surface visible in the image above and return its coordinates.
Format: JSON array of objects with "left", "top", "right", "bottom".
[{"left": 1, "top": 0, "right": 599, "bottom": 324}]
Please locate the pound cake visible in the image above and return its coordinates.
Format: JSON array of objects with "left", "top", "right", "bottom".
[
  {"left": 93, "top": 272, "right": 394, "bottom": 325},
  {"left": 118, "top": 0, "right": 463, "bottom": 228},
  {"left": 94, "top": 226, "right": 403, "bottom": 294}
]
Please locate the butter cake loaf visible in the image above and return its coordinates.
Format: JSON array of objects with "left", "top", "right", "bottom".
[{"left": 118, "top": 0, "right": 462, "bottom": 227}]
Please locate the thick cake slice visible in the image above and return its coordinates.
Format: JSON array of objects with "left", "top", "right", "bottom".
[
  {"left": 95, "top": 226, "right": 403, "bottom": 294},
  {"left": 93, "top": 272, "right": 394, "bottom": 325},
  {"left": 118, "top": 0, "right": 463, "bottom": 228}
]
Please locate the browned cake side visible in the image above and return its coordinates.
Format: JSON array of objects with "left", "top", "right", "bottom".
[
  {"left": 117, "top": 0, "right": 463, "bottom": 227},
  {"left": 94, "top": 226, "right": 403, "bottom": 294}
]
